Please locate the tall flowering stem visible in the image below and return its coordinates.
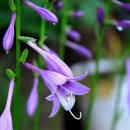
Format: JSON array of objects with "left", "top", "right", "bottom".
[
  {"left": 13, "top": 0, "right": 21, "bottom": 129},
  {"left": 59, "top": 0, "right": 68, "bottom": 59}
]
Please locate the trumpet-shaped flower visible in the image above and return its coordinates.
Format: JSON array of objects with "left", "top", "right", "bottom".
[
  {"left": 0, "top": 79, "right": 15, "bottom": 130},
  {"left": 3, "top": 12, "right": 16, "bottom": 53},
  {"left": 65, "top": 41, "right": 93, "bottom": 58},
  {"left": 26, "top": 77, "right": 39, "bottom": 117},
  {"left": 22, "top": 0, "right": 58, "bottom": 24},
  {"left": 112, "top": 0, "right": 130, "bottom": 11},
  {"left": 97, "top": 7, "right": 105, "bottom": 26},
  {"left": 23, "top": 62, "right": 90, "bottom": 119},
  {"left": 24, "top": 40, "right": 73, "bottom": 77}
]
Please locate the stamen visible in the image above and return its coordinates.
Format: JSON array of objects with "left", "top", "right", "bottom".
[{"left": 69, "top": 110, "right": 82, "bottom": 120}]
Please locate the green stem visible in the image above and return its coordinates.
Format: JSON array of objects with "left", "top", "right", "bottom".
[
  {"left": 84, "top": 27, "right": 104, "bottom": 130},
  {"left": 59, "top": 0, "right": 68, "bottom": 59},
  {"left": 14, "top": 0, "right": 21, "bottom": 130}
]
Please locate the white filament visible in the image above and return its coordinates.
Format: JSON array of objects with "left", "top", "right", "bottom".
[
  {"left": 117, "top": 26, "right": 123, "bottom": 31},
  {"left": 56, "top": 90, "right": 82, "bottom": 120}
]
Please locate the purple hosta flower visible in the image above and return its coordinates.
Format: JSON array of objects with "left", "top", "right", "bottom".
[
  {"left": 53, "top": 0, "right": 64, "bottom": 11},
  {"left": 42, "top": 44, "right": 58, "bottom": 56},
  {"left": 22, "top": 0, "right": 58, "bottom": 24},
  {"left": 65, "top": 41, "right": 93, "bottom": 58},
  {"left": 70, "top": 10, "right": 84, "bottom": 18},
  {"left": 23, "top": 62, "right": 90, "bottom": 119},
  {"left": 3, "top": 12, "right": 16, "bottom": 54},
  {"left": 115, "top": 20, "right": 130, "bottom": 31},
  {"left": 126, "top": 58, "right": 130, "bottom": 111},
  {"left": 26, "top": 77, "right": 39, "bottom": 117},
  {"left": 25, "top": 40, "right": 73, "bottom": 77},
  {"left": 0, "top": 79, "right": 15, "bottom": 130},
  {"left": 112, "top": 0, "right": 130, "bottom": 11},
  {"left": 66, "top": 28, "right": 81, "bottom": 42},
  {"left": 97, "top": 7, "right": 105, "bottom": 26}
]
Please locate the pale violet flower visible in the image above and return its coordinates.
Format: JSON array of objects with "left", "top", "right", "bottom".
[
  {"left": 26, "top": 77, "right": 39, "bottom": 117},
  {"left": 3, "top": 12, "right": 16, "bottom": 54},
  {"left": 22, "top": 0, "right": 58, "bottom": 24},
  {"left": 70, "top": 10, "right": 84, "bottom": 18},
  {"left": 23, "top": 62, "right": 90, "bottom": 119},
  {"left": 0, "top": 79, "right": 15, "bottom": 130}
]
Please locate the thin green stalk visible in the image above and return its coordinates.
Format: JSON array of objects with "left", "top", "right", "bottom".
[
  {"left": 14, "top": 0, "right": 21, "bottom": 130},
  {"left": 84, "top": 27, "right": 104, "bottom": 130},
  {"left": 59, "top": 0, "right": 68, "bottom": 59}
]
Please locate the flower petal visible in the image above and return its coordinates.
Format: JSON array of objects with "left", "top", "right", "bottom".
[
  {"left": 63, "top": 81, "right": 90, "bottom": 95},
  {"left": 49, "top": 95, "right": 60, "bottom": 118},
  {"left": 69, "top": 71, "right": 88, "bottom": 81},
  {"left": 42, "top": 70, "right": 68, "bottom": 85}
]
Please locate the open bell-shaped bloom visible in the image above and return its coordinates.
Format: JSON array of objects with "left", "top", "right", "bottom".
[
  {"left": 3, "top": 12, "right": 16, "bottom": 54},
  {"left": 26, "top": 77, "right": 39, "bottom": 117},
  {"left": 22, "top": 0, "right": 58, "bottom": 24},
  {"left": 0, "top": 79, "right": 15, "bottom": 130},
  {"left": 65, "top": 41, "right": 93, "bottom": 58},
  {"left": 112, "top": 0, "right": 130, "bottom": 11},
  {"left": 66, "top": 28, "right": 81, "bottom": 42},
  {"left": 23, "top": 40, "right": 73, "bottom": 77},
  {"left": 23, "top": 62, "right": 90, "bottom": 119},
  {"left": 97, "top": 7, "right": 105, "bottom": 26}
]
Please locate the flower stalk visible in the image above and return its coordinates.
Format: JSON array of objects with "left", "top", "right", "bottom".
[{"left": 13, "top": 0, "right": 21, "bottom": 129}]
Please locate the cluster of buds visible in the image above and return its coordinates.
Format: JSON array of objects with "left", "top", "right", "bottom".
[{"left": 97, "top": 0, "right": 130, "bottom": 31}]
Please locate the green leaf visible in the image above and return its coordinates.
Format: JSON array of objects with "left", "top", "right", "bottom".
[
  {"left": 20, "top": 49, "right": 28, "bottom": 63},
  {"left": 18, "top": 36, "right": 37, "bottom": 43},
  {"left": 6, "top": 69, "right": 16, "bottom": 80}
]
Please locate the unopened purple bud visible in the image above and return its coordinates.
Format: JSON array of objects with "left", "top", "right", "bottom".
[
  {"left": 66, "top": 41, "right": 93, "bottom": 58},
  {"left": 26, "top": 77, "right": 39, "bottom": 117},
  {"left": 97, "top": 7, "right": 105, "bottom": 26},
  {"left": 70, "top": 10, "right": 84, "bottom": 18},
  {"left": 116, "top": 20, "right": 130, "bottom": 31},
  {"left": 3, "top": 12, "right": 16, "bottom": 54},
  {"left": 23, "top": 0, "right": 58, "bottom": 24},
  {"left": 0, "top": 79, "right": 14, "bottom": 130},
  {"left": 66, "top": 28, "right": 81, "bottom": 42},
  {"left": 112, "top": 0, "right": 130, "bottom": 11},
  {"left": 53, "top": 0, "right": 64, "bottom": 11}
]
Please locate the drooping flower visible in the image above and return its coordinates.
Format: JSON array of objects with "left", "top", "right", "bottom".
[
  {"left": 125, "top": 58, "right": 130, "bottom": 111},
  {"left": 66, "top": 28, "right": 81, "bottom": 42},
  {"left": 22, "top": 0, "right": 58, "bottom": 24},
  {"left": 112, "top": 0, "right": 130, "bottom": 11},
  {"left": 53, "top": 0, "right": 64, "bottom": 11},
  {"left": 19, "top": 38, "right": 73, "bottom": 77},
  {"left": 23, "top": 62, "right": 90, "bottom": 119},
  {"left": 3, "top": 12, "right": 16, "bottom": 54},
  {"left": 97, "top": 7, "right": 105, "bottom": 26},
  {"left": 0, "top": 79, "right": 15, "bottom": 130},
  {"left": 26, "top": 77, "right": 39, "bottom": 117},
  {"left": 65, "top": 41, "right": 93, "bottom": 58},
  {"left": 70, "top": 10, "right": 84, "bottom": 18}
]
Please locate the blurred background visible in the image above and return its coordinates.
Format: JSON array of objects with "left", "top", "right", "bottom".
[{"left": 0, "top": 0, "right": 130, "bottom": 130}]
